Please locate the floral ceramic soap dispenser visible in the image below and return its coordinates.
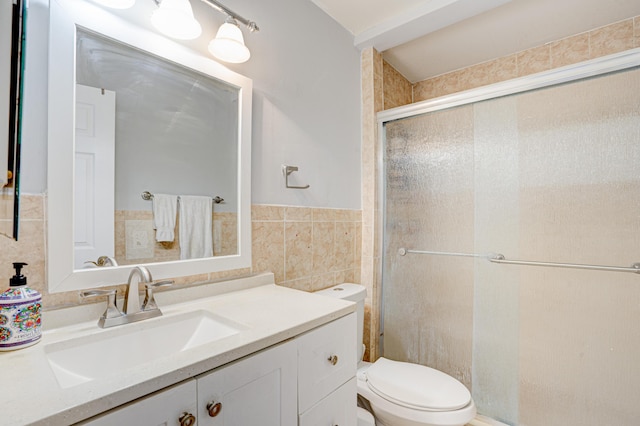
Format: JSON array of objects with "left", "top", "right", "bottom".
[{"left": 0, "top": 262, "right": 42, "bottom": 350}]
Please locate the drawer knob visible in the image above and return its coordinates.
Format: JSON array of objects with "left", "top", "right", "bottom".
[
  {"left": 328, "top": 354, "right": 339, "bottom": 365},
  {"left": 207, "top": 401, "right": 223, "bottom": 417},
  {"left": 179, "top": 412, "right": 196, "bottom": 426}
]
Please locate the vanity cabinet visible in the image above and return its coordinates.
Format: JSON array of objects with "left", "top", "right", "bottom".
[
  {"left": 297, "top": 313, "right": 357, "bottom": 426},
  {"left": 196, "top": 340, "right": 297, "bottom": 425},
  {"left": 80, "top": 313, "right": 355, "bottom": 426},
  {"left": 80, "top": 380, "right": 198, "bottom": 425}
]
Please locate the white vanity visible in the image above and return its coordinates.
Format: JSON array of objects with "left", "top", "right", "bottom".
[{"left": 4, "top": 273, "right": 357, "bottom": 425}]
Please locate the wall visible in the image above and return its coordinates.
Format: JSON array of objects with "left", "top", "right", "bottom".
[{"left": 0, "top": 0, "right": 362, "bottom": 308}]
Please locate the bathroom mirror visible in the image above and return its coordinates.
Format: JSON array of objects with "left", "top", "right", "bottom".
[
  {"left": 0, "top": 0, "right": 26, "bottom": 240},
  {"left": 47, "top": 0, "right": 252, "bottom": 293}
]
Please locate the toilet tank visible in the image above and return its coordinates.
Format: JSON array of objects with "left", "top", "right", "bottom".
[{"left": 315, "top": 283, "right": 366, "bottom": 362}]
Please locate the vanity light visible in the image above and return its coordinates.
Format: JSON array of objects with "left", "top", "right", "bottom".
[
  {"left": 208, "top": 17, "right": 250, "bottom": 63},
  {"left": 151, "top": 0, "right": 259, "bottom": 63},
  {"left": 151, "top": 0, "right": 202, "bottom": 40}
]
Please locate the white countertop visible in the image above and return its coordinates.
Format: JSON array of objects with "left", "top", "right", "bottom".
[{"left": 2, "top": 275, "right": 354, "bottom": 425}]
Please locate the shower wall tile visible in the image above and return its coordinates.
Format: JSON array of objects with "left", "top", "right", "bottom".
[
  {"left": 411, "top": 15, "right": 640, "bottom": 104},
  {"left": 517, "top": 44, "right": 551, "bottom": 77},
  {"left": 383, "top": 60, "right": 413, "bottom": 109},
  {"left": 549, "top": 33, "right": 590, "bottom": 69},
  {"left": 361, "top": 47, "right": 386, "bottom": 361},
  {"left": 589, "top": 19, "right": 634, "bottom": 58}
]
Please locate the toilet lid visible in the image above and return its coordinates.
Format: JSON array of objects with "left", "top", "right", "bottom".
[{"left": 365, "top": 357, "right": 471, "bottom": 411}]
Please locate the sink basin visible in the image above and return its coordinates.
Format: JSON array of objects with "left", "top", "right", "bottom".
[{"left": 45, "top": 310, "right": 243, "bottom": 388}]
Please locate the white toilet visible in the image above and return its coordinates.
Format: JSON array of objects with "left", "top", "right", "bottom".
[{"left": 315, "top": 284, "right": 476, "bottom": 426}]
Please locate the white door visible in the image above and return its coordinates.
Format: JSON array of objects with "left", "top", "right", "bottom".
[
  {"left": 74, "top": 84, "right": 116, "bottom": 269},
  {"left": 80, "top": 379, "right": 198, "bottom": 425},
  {"left": 197, "top": 340, "right": 298, "bottom": 426}
]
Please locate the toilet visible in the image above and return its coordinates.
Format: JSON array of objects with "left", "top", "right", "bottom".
[{"left": 315, "top": 284, "right": 476, "bottom": 426}]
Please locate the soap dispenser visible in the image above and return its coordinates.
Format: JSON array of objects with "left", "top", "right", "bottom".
[{"left": 0, "top": 262, "right": 42, "bottom": 351}]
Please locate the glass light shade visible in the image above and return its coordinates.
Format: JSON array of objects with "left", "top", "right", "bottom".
[
  {"left": 93, "top": 0, "right": 136, "bottom": 9},
  {"left": 151, "top": 0, "right": 202, "bottom": 40},
  {"left": 208, "top": 22, "right": 251, "bottom": 64}
]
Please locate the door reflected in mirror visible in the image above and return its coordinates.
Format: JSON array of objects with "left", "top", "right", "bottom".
[{"left": 74, "top": 30, "right": 238, "bottom": 270}]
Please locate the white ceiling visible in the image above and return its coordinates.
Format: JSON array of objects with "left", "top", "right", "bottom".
[{"left": 310, "top": 0, "right": 640, "bottom": 83}]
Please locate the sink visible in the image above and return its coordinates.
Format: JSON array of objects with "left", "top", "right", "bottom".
[{"left": 45, "top": 310, "right": 243, "bottom": 388}]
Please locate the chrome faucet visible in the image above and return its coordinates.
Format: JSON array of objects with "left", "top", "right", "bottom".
[
  {"left": 124, "top": 266, "right": 153, "bottom": 315},
  {"left": 80, "top": 266, "right": 173, "bottom": 328}
]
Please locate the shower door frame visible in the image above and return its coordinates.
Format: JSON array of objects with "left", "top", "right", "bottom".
[{"left": 374, "top": 47, "right": 640, "bottom": 357}]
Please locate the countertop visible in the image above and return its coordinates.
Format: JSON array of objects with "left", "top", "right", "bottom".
[{"left": 1, "top": 274, "right": 355, "bottom": 425}]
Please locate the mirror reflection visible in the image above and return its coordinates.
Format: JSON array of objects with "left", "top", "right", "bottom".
[{"left": 74, "top": 29, "right": 239, "bottom": 270}]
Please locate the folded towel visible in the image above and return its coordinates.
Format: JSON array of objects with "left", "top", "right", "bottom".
[
  {"left": 152, "top": 194, "right": 178, "bottom": 242},
  {"left": 178, "top": 195, "right": 213, "bottom": 260}
]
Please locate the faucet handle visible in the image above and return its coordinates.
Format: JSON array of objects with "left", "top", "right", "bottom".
[
  {"left": 141, "top": 280, "right": 174, "bottom": 312},
  {"left": 80, "top": 289, "right": 125, "bottom": 327}
]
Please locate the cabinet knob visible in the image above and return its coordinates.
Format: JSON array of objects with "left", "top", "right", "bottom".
[
  {"left": 178, "top": 412, "right": 196, "bottom": 426},
  {"left": 207, "top": 401, "right": 223, "bottom": 417},
  {"left": 328, "top": 354, "right": 339, "bottom": 365}
]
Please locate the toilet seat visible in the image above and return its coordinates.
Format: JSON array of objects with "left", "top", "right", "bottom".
[{"left": 365, "top": 357, "right": 471, "bottom": 412}]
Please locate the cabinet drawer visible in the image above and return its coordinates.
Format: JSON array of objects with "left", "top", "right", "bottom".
[
  {"left": 299, "top": 378, "right": 357, "bottom": 426},
  {"left": 297, "top": 313, "right": 357, "bottom": 413}
]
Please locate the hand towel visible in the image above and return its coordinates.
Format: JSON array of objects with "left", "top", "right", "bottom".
[
  {"left": 178, "top": 195, "right": 213, "bottom": 260},
  {"left": 152, "top": 194, "right": 178, "bottom": 242}
]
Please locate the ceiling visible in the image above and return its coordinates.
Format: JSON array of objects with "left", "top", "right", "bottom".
[{"left": 310, "top": 0, "right": 640, "bottom": 83}]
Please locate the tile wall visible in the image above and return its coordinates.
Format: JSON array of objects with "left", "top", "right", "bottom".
[
  {"left": 114, "top": 210, "right": 237, "bottom": 265},
  {"left": 387, "top": 16, "right": 640, "bottom": 104},
  {"left": 0, "top": 196, "right": 361, "bottom": 311}
]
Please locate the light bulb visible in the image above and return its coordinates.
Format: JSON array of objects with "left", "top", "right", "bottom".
[
  {"left": 151, "top": 0, "right": 202, "bottom": 40},
  {"left": 208, "top": 21, "right": 251, "bottom": 64}
]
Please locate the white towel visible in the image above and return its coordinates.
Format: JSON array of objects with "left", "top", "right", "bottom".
[
  {"left": 178, "top": 195, "right": 213, "bottom": 260},
  {"left": 152, "top": 194, "right": 178, "bottom": 242}
]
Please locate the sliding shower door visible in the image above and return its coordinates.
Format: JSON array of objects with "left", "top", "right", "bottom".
[{"left": 382, "top": 65, "right": 640, "bottom": 426}]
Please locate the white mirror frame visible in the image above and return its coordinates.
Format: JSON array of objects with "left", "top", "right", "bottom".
[{"left": 47, "top": 0, "right": 252, "bottom": 293}]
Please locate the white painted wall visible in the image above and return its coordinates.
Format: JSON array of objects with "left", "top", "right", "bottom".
[{"left": 19, "top": 0, "right": 362, "bottom": 210}]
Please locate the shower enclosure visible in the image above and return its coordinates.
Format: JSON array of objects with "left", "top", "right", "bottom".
[{"left": 380, "top": 52, "right": 640, "bottom": 426}]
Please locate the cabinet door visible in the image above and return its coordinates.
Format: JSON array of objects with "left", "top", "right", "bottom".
[
  {"left": 299, "top": 378, "right": 357, "bottom": 426},
  {"left": 297, "top": 313, "right": 357, "bottom": 413},
  {"left": 197, "top": 340, "right": 297, "bottom": 426},
  {"left": 80, "top": 379, "right": 197, "bottom": 426}
]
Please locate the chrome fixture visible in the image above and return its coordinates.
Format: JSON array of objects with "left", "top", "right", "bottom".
[
  {"left": 84, "top": 255, "right": 119, "bottom": 267},
  {"left": 282, "top": 165, "right": 310, "bottom": 189},
  {"left": 398, "top": 248, "right": 640, "bottom": 275},
  {"left": 80, "top": 266, "right": 174, "bottom": 328},
  {"left": 142, "top": 190, "right": 224, "bottom": 204},
  {"left": 97, "top": 0, "right": 259, "bottom": 63}
]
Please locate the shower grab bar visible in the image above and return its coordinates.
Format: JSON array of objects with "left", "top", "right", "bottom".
[
  {"left": 398, "top": 248, "right": 490, "bottom": 259},
  {"left": 398, "top": 248, "right": 640, "bottom": 275}
]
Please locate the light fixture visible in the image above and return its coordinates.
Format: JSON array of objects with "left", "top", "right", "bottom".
[
  {"left": 151, "top": 0, "right": 202, "bottom": 40},
  {"left": 151, "top": 0, "right": 259, "bottom": 63},
  {"left": 93, "top": 0, "right": 136, "bottom": 9},
  {"left": 208, "top": 17, "right": 250, "bottom": 63}
]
